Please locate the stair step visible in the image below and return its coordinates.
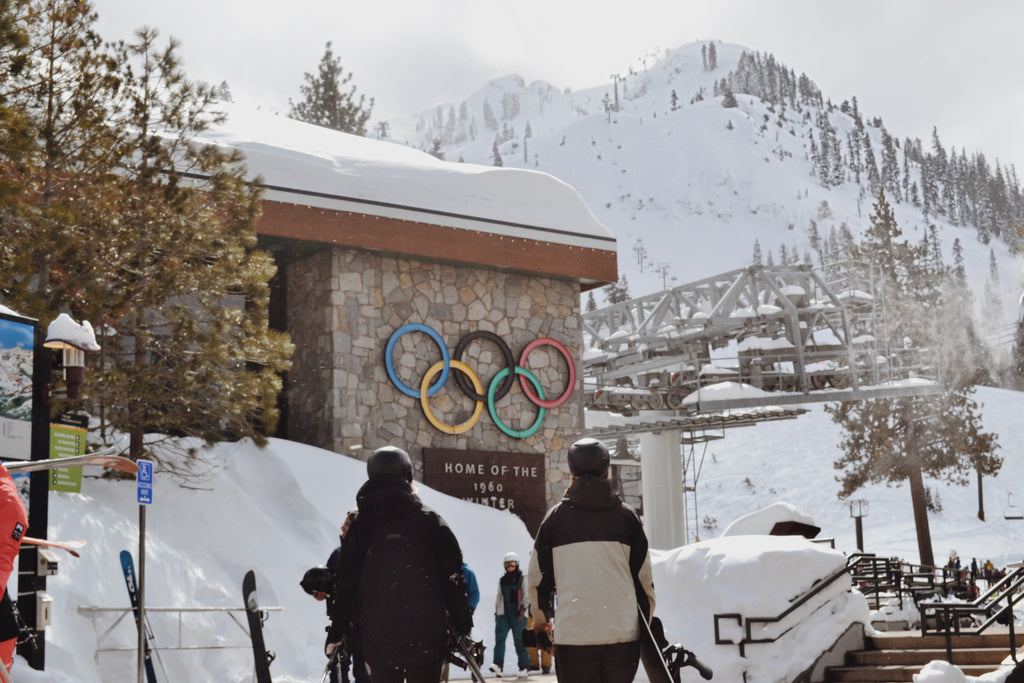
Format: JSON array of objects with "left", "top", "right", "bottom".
[
  {"left": 823, "top": 628, "right": 1022, "bottom": 682},
  {"left": 826, "top": 664, "right": 1001, "bottom": 682},
  {"left": 848, "top": 647, "right": 1008, "bottom": 666},
  {"left": 867, "top": 629, "right": 1022, "bottom": 650}
]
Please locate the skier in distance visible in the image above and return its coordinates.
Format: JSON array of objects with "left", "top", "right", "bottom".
[{"left": 487, "top": 551, "right": 531, "bottom": 678}]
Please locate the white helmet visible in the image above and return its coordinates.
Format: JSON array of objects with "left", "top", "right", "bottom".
[{"left": 503, "top": 552, "right": 519, "bottom": 565}]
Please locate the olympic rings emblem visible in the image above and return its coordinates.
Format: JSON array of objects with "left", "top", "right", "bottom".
[{"left": 385, "top": 324, "right": 576, "bottom": 439}]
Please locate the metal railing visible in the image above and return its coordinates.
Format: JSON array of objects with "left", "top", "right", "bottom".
[
  {"left": 78, "top": 604, "right": 283, "bottom": 656},
  {"left": 919, "top": 566, "right": 1024, "bottom": 664},
  {"left": 713, "top": 556, "right": 857, "bottom": 657}
]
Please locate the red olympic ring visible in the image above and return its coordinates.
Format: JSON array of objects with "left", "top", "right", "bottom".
[{"left": 517, "top": 337, "right": 576, "bottom": 408}]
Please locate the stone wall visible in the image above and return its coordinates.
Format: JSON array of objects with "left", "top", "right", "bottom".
[{"left": 285, "top": 246, "right": 583, "bottom": 507}]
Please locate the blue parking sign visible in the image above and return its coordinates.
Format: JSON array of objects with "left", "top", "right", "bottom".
[{"left": 137, "top": 459, "right": 153, "bottom": 505}]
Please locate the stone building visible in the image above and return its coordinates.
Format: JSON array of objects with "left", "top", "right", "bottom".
[{"left": 202, "top": 107, "right": 617, "bottom": 532}]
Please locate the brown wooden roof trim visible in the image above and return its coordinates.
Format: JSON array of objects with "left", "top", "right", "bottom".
[{"left": 257, "top": 200, "right": 618, "bottom": 289}]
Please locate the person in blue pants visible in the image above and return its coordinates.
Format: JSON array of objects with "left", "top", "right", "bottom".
[{"left": 488, "top": 552, "right": 531, "bottom": 678}]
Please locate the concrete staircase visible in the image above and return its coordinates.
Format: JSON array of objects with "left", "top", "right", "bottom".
[{"left": 824, "top": 629, "right": 1022, "bottom": 682}]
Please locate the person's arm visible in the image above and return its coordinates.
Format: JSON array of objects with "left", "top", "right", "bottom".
[
  {"left": 528, "top": 534, "right": 554, "bottom": 627},
  {"left": 465, "top": 569, "right": 480, "bottom": 612},
  {"left": 629, "top": 514, "right": 656, "bottom": 620},
  {"left": 329, "top": 521, "right": 362, "bottom": 629},
  {"left": 513, "top": 570, "right": 528, "bottom": 620},
  {"left": 435, "top": 516, "right": 473, "bottom": 634}
]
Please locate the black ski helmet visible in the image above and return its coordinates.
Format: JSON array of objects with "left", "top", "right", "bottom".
[
  {"left": 300, "top": 565, "right": 333, "bottom": 596},
  {"left": 567, "top": 437, "right": 610, "bottom": 477},
  {"left": 366, "top": 445, "right": 413, "bottom": 482}
]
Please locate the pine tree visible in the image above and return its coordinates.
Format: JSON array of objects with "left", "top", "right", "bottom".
[
  {"left": 0, "top": 0, "right": 123, "bottom": 316},
  {"left": 0, "top": 0, "right": 34, "bottom": 201},
  {"left": 1012, "top": 321, "right": 1024, "bottom": 389},
  {"left": 2, "top": 16, "right": 293, "bottom": 470},
  {"left": 825, "top": 191, "right": 1000, "bottom": 567},
  {"left": 981, "top": 249, "right": 1004, "bottom": 337},
  {"left": 428, "top": 138, "right": 444, "bottom": 160},
  {"left": 288, "top": 42, "right": 373, "bottom": 135},
  {"left": 720, "top": 84, "right": 738, "bottom": 109},
  {"left": 604, "top": 275, "right": 631, "bottom": 305},
  {"left": 482, "top": 98, "right": 497, "bottom": 131}
]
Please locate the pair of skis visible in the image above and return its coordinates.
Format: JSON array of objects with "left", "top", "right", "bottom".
[
  {"left": 119, "top": 558, "right": 275, "bottom": 683},
  {"left": 4, "top": 452, "right": 138, "bottom": 475}
]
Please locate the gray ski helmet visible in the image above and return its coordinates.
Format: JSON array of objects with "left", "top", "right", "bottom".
[
  {"left": 567, "top": 437, "right": 610, "bottom": 477},
  {"left": 367, "top": 446, "right": 413, "bottom": 482}
]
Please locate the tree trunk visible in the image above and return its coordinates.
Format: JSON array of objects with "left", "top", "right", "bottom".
[
  {"left": 977, "top": 467, "right": 985, "bottom": 521},
  {"left": 904, "top": 402, "right": 935, "bottom": 568}
]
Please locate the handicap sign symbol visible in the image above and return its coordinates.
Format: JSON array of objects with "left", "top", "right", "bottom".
[{"left": 137, "top": 459, "right": 153, "bottom": 504}]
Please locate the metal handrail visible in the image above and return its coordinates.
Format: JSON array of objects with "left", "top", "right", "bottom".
[
  {"left": 918, "top": 567, "right": 1024, "bottom": 664},
  {"left": 714, "top": 556, "right": 857, "bottom": 656}
]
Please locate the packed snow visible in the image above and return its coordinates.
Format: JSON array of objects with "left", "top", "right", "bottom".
[{"left": 2, "top": 385, "right": 1021, "bottom": 682}]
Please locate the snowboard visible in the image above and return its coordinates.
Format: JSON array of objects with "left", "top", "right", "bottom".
[
  {"left": 120, "top": 550, "right": 159, "bottom": 683},
  {"left": 639, "top": 605, "right": 714, "bottom": 681},
  {"left": 5, "top": 453, "right": 138, "bottom": 475},
  {"left": 242, "top": 569, "right": 274, "bottom": 683}
]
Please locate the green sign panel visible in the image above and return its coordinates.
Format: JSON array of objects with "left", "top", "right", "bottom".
[{"left": 49, "top": 421, "right": 88, "bottom": 493}]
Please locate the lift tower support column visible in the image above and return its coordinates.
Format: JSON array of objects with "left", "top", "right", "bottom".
[{"left": 640, "top": 429, "right": 685, "bottom": 550}]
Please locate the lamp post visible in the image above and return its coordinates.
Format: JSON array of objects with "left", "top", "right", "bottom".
[
  {"left": 849, "top": 499, "right": 869, "bottom": 552},
  {"left": 43, "top": 313, "right": 101, "bottom": 400},
  {"left": 18, "top": 315, "right": 101, "bottom": 669}
]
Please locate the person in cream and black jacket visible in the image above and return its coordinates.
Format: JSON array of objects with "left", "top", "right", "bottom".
[{"left": 527, "top": 437, "right": 655, "bottom": 683}]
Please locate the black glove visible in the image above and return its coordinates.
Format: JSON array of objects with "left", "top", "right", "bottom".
[{"left": 324, "top": 623, "right": 349, "bottom": 659}]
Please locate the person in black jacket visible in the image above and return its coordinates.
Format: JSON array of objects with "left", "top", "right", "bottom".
[
  {"left": 327, "top": 446, "right": 473, "bottom": 683},
  {"left": 528, "top": 437, "right": 655, "bottom": 683},
  {"left": 303, "top": 511, "right": 369, "bottom": 683}
]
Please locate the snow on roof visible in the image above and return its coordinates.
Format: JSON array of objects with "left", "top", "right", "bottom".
[{"left": 195, "top": 105, "right": 616, "bottom": 252}]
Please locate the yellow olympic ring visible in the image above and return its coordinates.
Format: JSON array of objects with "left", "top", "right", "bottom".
[{"left": 419, "top": 360, "right": 484, "bottom": 434}]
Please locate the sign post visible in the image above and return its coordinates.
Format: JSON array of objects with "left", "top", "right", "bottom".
[
  {"left": 49, "top": 413, "right": 88, "bottom": 493},
  {"left": 136, "top": 460, "right": 153, "bottom": 683}
]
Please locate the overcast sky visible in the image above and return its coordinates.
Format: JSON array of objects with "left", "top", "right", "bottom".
[{"left": 91, "top": 0, "right": 1024, "bottom": 171}]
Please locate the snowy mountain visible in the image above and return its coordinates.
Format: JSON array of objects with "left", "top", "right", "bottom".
[{"left": 384, "top": 42, "right": 1024, "bottom": 345}]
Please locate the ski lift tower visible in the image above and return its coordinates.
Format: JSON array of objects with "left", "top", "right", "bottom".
[{"left": 582, "top": 262, "right": 943, "bottom": 549}]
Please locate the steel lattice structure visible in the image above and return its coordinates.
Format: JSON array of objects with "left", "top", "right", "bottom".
[{"left": 582, "top": 262, "right": 941, "bottom": 416}]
